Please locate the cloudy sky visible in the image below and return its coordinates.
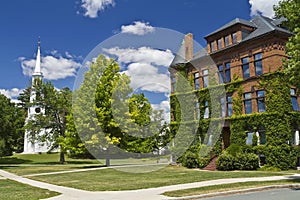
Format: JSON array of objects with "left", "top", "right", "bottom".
[{"left": 0, "top": 0, "right": 280, "bottom": 117}]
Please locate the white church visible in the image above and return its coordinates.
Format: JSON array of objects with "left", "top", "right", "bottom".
[{"left": 23, "top": 40, "right": 54, "bottom": 154}]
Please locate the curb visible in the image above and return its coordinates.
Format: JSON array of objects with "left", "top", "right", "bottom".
[{"left": 171, "top": 184, "right": 300, "bottom": 200}]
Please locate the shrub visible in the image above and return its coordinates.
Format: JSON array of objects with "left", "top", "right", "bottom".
[
  {"left": 181, "top": 150, "right": 199, "bottom": 168},
  {"left": 216, "top": 152, "right": 259, "bottom": 171},
  {"left": 264, "top": 145, "right": 297, "bottom": 170}
]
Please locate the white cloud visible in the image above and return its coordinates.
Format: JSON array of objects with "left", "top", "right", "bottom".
[
  {"left": 19, "top": 52, "right": 82, "bottom": 80},
  {"left": 121, "top": 21, "right": 155, "bottom": 35},
  {"left": 124, "top": 63, "right": 170, "bottom": 93},
  {"left": 103, "top": 47, "right": 174, "bottom": 66},
  {"left": 103, "top": 46, "right": 174, "bottom": 93},
  {"left": 0, "top": 88, "right": 23, "bottom": 100},
  {"left": 249, "top": 0, "right": 280, "bottom": 18},
  {"left": 81, "top": 0, "right": 114, "bottom": 18}
]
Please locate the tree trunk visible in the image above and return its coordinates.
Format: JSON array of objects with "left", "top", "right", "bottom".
[
  {"left": 60, "top": 151, "right": 65, "bottom": 164},
  {"left": 106, "top": 147, "right": 110, "bottom": 167}
]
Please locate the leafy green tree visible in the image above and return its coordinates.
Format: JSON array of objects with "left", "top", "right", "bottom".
[
  {"left": 72, "top": 55, "right": 171, "bottom": 166},
  {"left": 0, "top": 94, "right": 25, "bottom": 156},
  {"left": 20, "top": 80, "right": 72, "bottom": 163},
  {"left": 274, "top": 0, "right": 300, "bottom": 90}
]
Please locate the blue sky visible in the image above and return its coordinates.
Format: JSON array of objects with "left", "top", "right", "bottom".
[{"left": 0, "top": 0, "right": 279, "bottom": 112}]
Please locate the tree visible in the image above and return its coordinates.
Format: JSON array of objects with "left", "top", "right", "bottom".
[
  {"left": 274, "top": 0, "right": 300, "bottom": 90},
  {"left": 72, "top": 55, "right": 171, "bottom": 166},
  {"left": 0, "top": 94, "right": 25, "bottom": 157},
  {"left": 20, "top": 80, "right": 72, "bottom": 163}
]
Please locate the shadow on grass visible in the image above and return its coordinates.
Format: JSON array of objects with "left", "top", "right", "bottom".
[{"left": 0, "top": 157, "right": 32, "bottom": 164}]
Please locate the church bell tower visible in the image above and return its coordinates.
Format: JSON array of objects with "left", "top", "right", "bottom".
[{"left": 23, "top": 39, "right": 49, "bottom": 154}]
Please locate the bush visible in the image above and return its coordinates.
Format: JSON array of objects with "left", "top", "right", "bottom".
[
  {"left": 264, "top": 145, "right": 297, "bottom": 170},
  {"left": 181, "top": 151, "right": 199, "bottom": 168},
  {"left": 216, "top": 152, "right": 259, "bottom": 171},
  {"left": 258, "top": 165, "right": 281, "bottom": 171}
]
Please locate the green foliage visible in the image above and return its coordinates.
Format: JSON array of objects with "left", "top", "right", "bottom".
[
  {"left": 20, "top": 79, "right": 72, "bottom": 163},
  {"left": 216, "top": 151, "right": 259, "bottom": 171},
  {"left": 275, "top": 0, "right": 300, "bottom": 91},
  {"left": 264, "top": 144, "right": 297, "bottom": 170},
  {"left": 0, "top": 94, "right": 25, "bottom": 156}
]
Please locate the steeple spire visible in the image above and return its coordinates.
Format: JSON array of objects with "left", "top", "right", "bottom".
[{"left": 32, "top": 37, "right": 42, "bottom": 77}]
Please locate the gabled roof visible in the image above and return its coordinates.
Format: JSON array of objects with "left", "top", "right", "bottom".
[
  {"left": 205, "top": 18, "right": 257, "bottom": 38},
  {"left": 242, "top": 16, "right": 292, "bottom": 42},
  {"left": 205, "top": 15, "right": 292, "bottom": 40}
]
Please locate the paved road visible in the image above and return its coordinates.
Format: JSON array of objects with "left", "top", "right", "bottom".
[
  {"left": 200, "top": 188, "right": 300, "bottom": 200},
  {"left": 0, "top": 169, "right": 299, "bottom": 200}
]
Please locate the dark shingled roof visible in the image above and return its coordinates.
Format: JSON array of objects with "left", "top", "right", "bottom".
[
  {"left": 205, "top": 15, "right": 292, "bottom": 39},
  {"left": 205, "top": 18, "right": 257, "bottom": 38}
]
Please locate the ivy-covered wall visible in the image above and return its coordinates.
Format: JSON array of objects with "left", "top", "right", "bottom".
[{"left": 170, "top": 65, "right": 300, "bottom": 170}]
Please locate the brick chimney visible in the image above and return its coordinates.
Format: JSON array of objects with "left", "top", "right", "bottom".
[{"left": 185, "top": 33, "right": 193, "bottom": 61}]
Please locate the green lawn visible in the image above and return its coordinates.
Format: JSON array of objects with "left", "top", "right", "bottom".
[
  {"left": 0, "top": 153, "right": 104, "bottom": 176},
  {"left": 163, "top": 179, "right": 300, "bottom": 197},
  {"left": 0, "top": 179, "right": 60, "bottom": 200},
  {"left": 30, "top": 165, "right": 293, "bottom": 191}
]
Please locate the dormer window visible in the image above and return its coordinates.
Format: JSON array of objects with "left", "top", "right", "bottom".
[
  {"left": 217, "top": 38, "right": 222, "bottom": 50},
  {"left": 224, "top": 35, "right": 229, "bottom": 47},
  {"left": 210, "top": 41, "right": 215, "bottom": 52},
  {"left": 231, "top": 32, "right": 237, "bottom": 44}
]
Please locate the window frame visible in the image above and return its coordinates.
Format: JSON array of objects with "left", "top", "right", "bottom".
[
  {"left": 231, "top": 32, "right": 237, "bottom": 44},
  {"left": 242, "top": 57, "right": 250, "bottom": 79},
  {"left": 226, "top": 94, "right": 233, "bottom": 117},
  {"left": 218, "top": 64, "right": 224, "bottom": 84},
  {"left": 244, "top": 92, "right": 252, "bottom": 114},
  {"left": 202, "top": 69, "right": 209, "bottom": 88},
  {"left": 224, "top": 35, "right": 229, "bottom": 47},
  {"left": 291, "top": 88, "right": 299, "bottom": 111},
  {"left": 193, "top": 72, "right": 200, "bottom": 90},
  {"left": 254, "top": 53, "right": 263, "bottom": 76},
  {"left": 256, "top": 90, "right": 266, "bottom": 113},
  {"left": 217, "top": 38, "right": 222, "bottom": 50},
  {"left": 204, "top": 101, "right": 209, "bottom": 119}
]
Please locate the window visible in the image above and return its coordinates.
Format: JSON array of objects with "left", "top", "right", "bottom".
[
  {"left": 218, "top": 64, "right": 224, "bottom": 84},
  {"left": 210, "top": 41, "right": 215, "bottom": 52},
  {"left": 242, "top": 57, "right": 250, "bottom": 79},
  {"left": 225, "top": 62, "right": 231, "bottom": 82},
  {"left": 218, "top": 63, "right": 231, "bottom": 84},
  {"left": 193, "top": 72, "right": 200, "bottom": 90},
  {"left": 202, "top": 69, "right": 209, "bottom": 88},
  {"left": 220, "top": 97, "right": 225, "bottom": 117},
  {"left": 217, "top": 38, "right": 222, "bottom": 50},
  {"left": 227, "top": 95, "right": 233, "bottom": 117},
  {"left": 171, "top": 76, "right": 176, "bottom": 92},
  {"left": 224, "top": 35, "right": 229, "bottom": 47},
  {"left": 291, "top": 88, "right": 299, "bottom": 111},
  {"left": 292, "top": 130, "right": 299, "bottom": 145},
  {"left": 254, "top": 53, "right": 263, "bottom": 75},
  {"left": 246, "top": 132, "right": 254, "bottom": 145},
  {"left": 204, "top": 101, "right": 209, "bottom": 119},
  {"left": 244, "top": 92, "right": 252, "bottom": 114},
  {"left": 232, "top": 32, "right": 237, "bottom": 44},
  {"left": 257, "top": 90, "right": 266, "bottom": 112},
  {"left": 195, "top": 102, "right": 200, "bottom": 120},
  {"left": 259, "top": 131, "right": 266, "bottom": 145}
]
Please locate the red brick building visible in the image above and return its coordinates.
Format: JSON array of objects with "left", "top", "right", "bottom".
[{"left": 170, "top": 16, "right": 300, "bottom": 169}]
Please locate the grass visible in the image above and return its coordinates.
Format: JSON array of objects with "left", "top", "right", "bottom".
[
  {"left": 29, "top": 165, "right": 294, "bottom": 191},
  {"left": 0, "top": 153, "right": 104, "bottom": 176},
  {"left": 1, "top": 153, "right": 168, "bottom": 176},
  {"left": 163, "top": 179, "right": 300, "bottom": 197},
  {"left": 0, "top": 179, "right": 60, "bottom": 200}
]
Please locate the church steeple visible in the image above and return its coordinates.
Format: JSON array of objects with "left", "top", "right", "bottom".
[{"left": 32, "top": 38, "right": 43, "bottom": 78}]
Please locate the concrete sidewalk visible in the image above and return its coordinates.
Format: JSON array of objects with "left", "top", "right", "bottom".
[{"left": 0, "top": 169, "right": 299, "bottom": 200}]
